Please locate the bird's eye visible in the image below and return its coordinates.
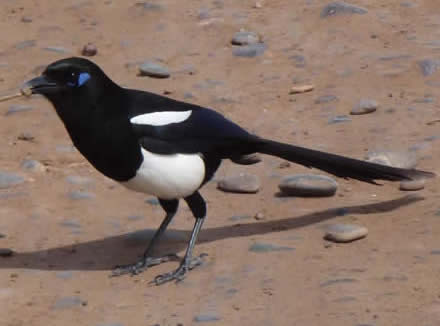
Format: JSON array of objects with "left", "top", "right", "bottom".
[{"left": 66, "top": 72, "right": 90, "bottom": 88}]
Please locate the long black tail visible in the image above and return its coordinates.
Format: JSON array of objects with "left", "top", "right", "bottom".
[{"left": 257, "top": 139, "right": 435, "bottom": 183}]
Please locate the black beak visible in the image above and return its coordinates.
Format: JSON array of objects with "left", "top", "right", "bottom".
[{"left": 21, "top": 75, "right": 58, "bottom": 95}]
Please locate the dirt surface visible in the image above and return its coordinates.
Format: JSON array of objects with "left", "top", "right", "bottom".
[{"left": 1, "top": 1, "right": 440, "bottom": 325}]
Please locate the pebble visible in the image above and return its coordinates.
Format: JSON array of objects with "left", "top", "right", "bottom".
[
  {"left": 0, "top": 172, "right": 25, "bottom": 189},
  {"left": 43, "top": 46, "right": 70, "bottom": 54},
  {"left": 69, "top": 190, "right": 95, "bottom": 200},
  {"left": 217, "top": 173, "right": 260, "bottom": 193},
  {"left": 0, "top": 248, "right": 14, "bottom": 257},
  {"left": 321, "top": 2, "right": 368, "bottom": 18},
  {"left": 21, "top": 159, "right": 46, "bottom": 173},
  {"left": 249, "top": 242, "right": 295, "bottom": 253},
  {"left": 328, "top": 115, "right": 351, "bottom": 124},
  {"left": 278, "top": 174, "right": 338, "bottom": 197},
  {"left": 230, "top": 153, "right": 262, "bottom": 165},
  {"left": 5, "top": 105, "right": 33, "bottom": 116},
  {"left": 289, "top": 84, "right": 314, "bottom": 94},
  {"left": 52, "top": 296, "right": 85, "bottom": 310},
  {"left": 21, "top": 16, "right": 33, "bottom": 23},
  {"left": 418, "top": 59, "right": 439, "bottom": 76},
  {"left": 15, "top": 40, "right": 36, "bottom": 50},
  {"left": 254, "top": 212, "right": 265, "bottom": 220},
  {"left": 399, "top": 179, "right": 425, "bottom": 191},
  {"left": 56, "top": 271, "right": 74, "bottom": 280},
  {"left": 145, "top": 197, "right": 160, "bottom": 206},
  {"left": 66, "top": 175, "right": 93, "bottom": 186},
  {"left": 231, "top": 31, "right": 261, "bottom": 45},
  {"left": 320, "top": 278, "right": 358, "bottom": 287},
  {"left": 315, "top": 94, "right": 338, "bottom": 104},
  {"left": 232, "top": 43, "right": 266, "bottom": 57},
  {"left": 289, "top": 54, "right": 306, "bottom": 68},
  {"left": 17, "top": 132, "right": 34, "bottom": 141},
  {"left": 365, "top": 150, "right": 417, "bottom": 169},
  {"left": 138, "top": 61, "right": 170, "bottom": 78},
  {"left": 59, "top": 220, "right": 82, "bottom": 229},
  {"left": 351, "top": 99, "right": 378, "bottom": 115},
  {"left": 81, "top": 43, "right": 98, "bottom": 56},
  {"left": 324, "top": 223, "right": 368, "bottom": 243},
  {"left": 193, "top": 314, "right": 221, "bottom": 322},
  {"left": 229, "top": 215, "right": 252, "bottom": 222},
  {"left": 134, "top": 1, "right": 163, "bottom": 11}
]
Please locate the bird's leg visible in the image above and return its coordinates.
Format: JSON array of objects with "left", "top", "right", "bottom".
[
  {"left": 153, "top": 192, "right": 207, "bottom": 285},
  {"left": 112, "top": 198, "right": 179, "bottom": 276}
]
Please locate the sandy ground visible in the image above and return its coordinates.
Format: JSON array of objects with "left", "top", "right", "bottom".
[{"left": 1, "top": 0, "right": 440, "bottom": 325}]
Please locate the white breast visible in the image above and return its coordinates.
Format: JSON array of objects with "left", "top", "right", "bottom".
[{"left": 121, "top": 148, "right": 205, "bottom": 199}]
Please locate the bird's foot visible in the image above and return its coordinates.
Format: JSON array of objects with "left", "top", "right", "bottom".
[
  {"left": 111, "top": 254, "right": 179, "bottom": 277},
  {"left": 152, "top": 253, "right": 207, "bottom": 285}
]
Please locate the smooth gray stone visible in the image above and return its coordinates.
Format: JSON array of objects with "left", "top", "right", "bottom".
[
  {"left": 5, "top": 105, "right": 33, "bottom": 116},
  {"left": 217, "top": 173, "right": 260, "bottom": 193},
  {"left": 321, "top": 2, "right": 368, "bottom": 18},
  {"left": 279, "top": 174, "right": 337, "bottom": 197},
  {"left": 399, "top": 179, "right": 425, "bottom": 191},
  {"left": 418, "top": 59, "right": 439, "bottom": 76},
  {"left": 138, "top": 61, "right": 170, "bottom": 78},
  {"left": 52, "top": 296, "right": 85, "bottom": 310},
  {"left": 249, "top": 242, "right": 295, "bottom": 253},
  {"left": 69, "top": 190, "right": 95, "bottom": 200},
  {"left": 43, "top": 46, "right": 70, "bottom": 54},
  {"left": 320, "top": 278, "right": 358, "bottom": 287},
  {"left": 66, "top": 175, "right": 93, "bottom": 186},
  {"left": 232, "top": 43, "right": 266, "bottom": 57},
  {"left": 193, "top": 314, "right": 221, "bottom": 322},
  {"left": 230, "top": 153, "right": 262, "bottom": 165},
  {"left": 328, "top": 115, "right": 351, "bottom": 124},
  {"left": 231, "top": 31, "right": 260, "bottom": 45},
  {"left": 56, "top": 271, "right": 74, "bottom": 280},
  {"left": 145, "top": 197, "right": 160, "bottom": 206},
  {"left": 0, "top": 172, "right": 25, "bottom": 189},
  {"left": 229, "top": 215, "right": 252, "bottom": 222},
  {"left": 324, "top": 223, "right": 368, "bottom": 242},
  {"left": 15, "top": 40, "right": 36, "bottom": 49},
  {"left": 134, "top": 2, "right": 162, "bottom": 10},
  {"left": 315, "top": 95, "right": 338, "bottom": 104},
  {"left": 351, "top": 99, "right": 378, "bottom": 115},
  {"left": 365, "top": 150, "right": 417, "bottom": 169},
  {"left": 21, "top": 159, "right": 46, "bottom": 172},
  {"left": 59, "top": 220, "right": 81, "bottom": 229}
]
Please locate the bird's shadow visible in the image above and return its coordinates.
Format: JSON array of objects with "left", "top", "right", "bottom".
[{"left": 0, "top": 195, "right": 423, "bottom": 272}]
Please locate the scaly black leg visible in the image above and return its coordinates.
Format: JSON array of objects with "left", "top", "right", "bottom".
[
  {"left": 153, "top": 191, "right": 207, "bottom": 285},
  {"left": 112, "top": 198, "right": 179, "bottom": 276}
]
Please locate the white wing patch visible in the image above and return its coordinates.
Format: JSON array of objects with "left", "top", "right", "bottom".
[{"left": 130, "top": 110, "right": 192, "bottom": 126}]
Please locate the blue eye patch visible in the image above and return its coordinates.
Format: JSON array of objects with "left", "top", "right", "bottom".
[{"left": 78, "top": 72, "right": 91, "bottom": 87}]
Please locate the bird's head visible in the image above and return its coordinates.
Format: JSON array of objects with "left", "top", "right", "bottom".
[{"left": 21, "top": 57, "right": 118, "bottom": 114}]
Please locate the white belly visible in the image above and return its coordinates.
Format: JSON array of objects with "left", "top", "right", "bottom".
[{"left": 121, "top": 149, "right": 205, "bottom": 199}]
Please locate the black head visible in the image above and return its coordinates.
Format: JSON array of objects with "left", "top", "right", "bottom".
[{"left": 22, "top": 57, "right": 119, "bottom": 114}]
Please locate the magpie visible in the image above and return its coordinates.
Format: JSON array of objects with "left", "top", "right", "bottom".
[{"left": 21, "top": 57, "right": 434, "bottom": 285}]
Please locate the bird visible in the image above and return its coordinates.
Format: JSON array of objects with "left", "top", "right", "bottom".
[{"left": 20, "top": 57, "right": 434, "bottom": 285}]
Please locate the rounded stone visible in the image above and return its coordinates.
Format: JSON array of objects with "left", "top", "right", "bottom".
[
  {"left": 0, "top": 248, "right": 14, "bottom": 257},
  {"left": 278, "top": 174, "right": 337, "bottom": 197},
  {"left": 365, "top": 150, "right": 418, "bottom": 169},
  {"left": 350, "top": 99, "right": 378, "bottom": 115},
  {"left": 138, "top": 61, "right": 170, "bottom": 78},
  {"left": 0, "top": 172, "right": 25, "bottom": 189},
  {"left": 399, "top": 179, "right": 425, "bottom": 191},
  {"left": 81, "top": 43, "right": 98, "bottom": 57},
  {"left": 217, "top": 173, "right": 260, "bottom": 193},
  {"left": 230, "top": 153, "right": 262, "bottom": 165},
  {"left": 231, "top": 31, "right": 261, "bottom": 45},
  {"left": 324, "top": 224, "right": 368, "bottom": 243},
  {"left": 21, "top": 159, "right": 46, "bottom": 173}
]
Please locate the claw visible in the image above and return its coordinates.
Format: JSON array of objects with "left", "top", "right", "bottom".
[{"left": 111, "top": 253, "right": 179, "bottom": 277}]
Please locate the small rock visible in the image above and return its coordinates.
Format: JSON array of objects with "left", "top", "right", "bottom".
[
  {"left": 231, "top": 31, "right": 261, "bottom": 45},
  {"left": 145, "top": 197, "right": 160, "bottom": 206},
  {"left": 365, "top": 150, "right": 418, "bottom": 169},
  {"left": 229, "top": 215, "right": 252, "bottom": 222},
  {"left": 279, "top": 174, "right": 338, "bottom": 197},
  {"left": 21, "top": 159, "right": 46, "bottom": 173},
  {"left": 193, "top": 314, "right": 221, "bottom": 322},
  {"left": 249, "top": 242, "right": 295, "bottom": 253},
  {"left": 290, "top": 84, "right": 314, "bottom": 94},
  {"left": 5, "top": 105, "right": 33, "bottom": 116},
  {"left": 59, "top": 220, "right": 82, "bottom": 229},
  {"left": 134, "top": 2, "right": 162, "bottom": 11},
  {"left": 0, "top": 248, "right": 14, "bottom": 257},
  {"left": 320, "top": 278, "right": 358, "bottom": 287},
  {"left": 418, "top": 59, "right": 439, "bottom": 76},
  {"left": 351, "top": 99, "right": 378, "bottom": 115},
  {"left": 399, "top": 179, "right": 425, "bottom": 191},
  {"left": 315, "top": 95, "right": 338, "bottom": 104},
  {"left": 138, "top": 61, "right": 170, "bottom": 78},
  {"left": 254, "top": 212, "right": 265, "bottom": 220},
  {"left": 52, "top": 296, "right": 85, "bottom": 310},
  {"left": 17, "top": 132, "right": 34, "bottom": 141},
  {"left": 217, "top": 173, "right": 260, "bottom": 193},
  {"left": 66, "top": 175, "right": 93, "bottom": 186},
  {"left": 56, "top": 271, "right": 74, "bottom": 280},
  {"left": 56, "top": 144, "right": 76, "bottom": 153},
  {"left": 0, "top": 233, "right": 5, "bottom": 238},
  {"left": 254, "top": 1, "right": 264, "bottom": 8},
  {"left": 328, "top": 115, "right": 351, "bottom": 124},
  {"left": 0, "top": 172, "right": 25, "bottom": 189},
  {"left": 81, "top": 43, "right": 98, "bottom": 56},
  {"left": 21, "top": 16, "right": 33, "bottom": 23},
  {"left": 15, "top": 40, "right": 36, "bottom": 50},
  {"left": 321, "top": 2, "right": 368, "bottom": 18},
  {"left": 232, "top": 43, "right": 266, "bottom": 57},
  {"left": 43, "top": 46, "right": 70, "bottom": 54},
  {"left": 68, "top": 190, "right": 95, "bottom": 200},
  {"left": 230, "top": 153, "right": 262, "bottom": 165},
  {"left": 324, "top": 224, "right": 368, "bottom": 243}
]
